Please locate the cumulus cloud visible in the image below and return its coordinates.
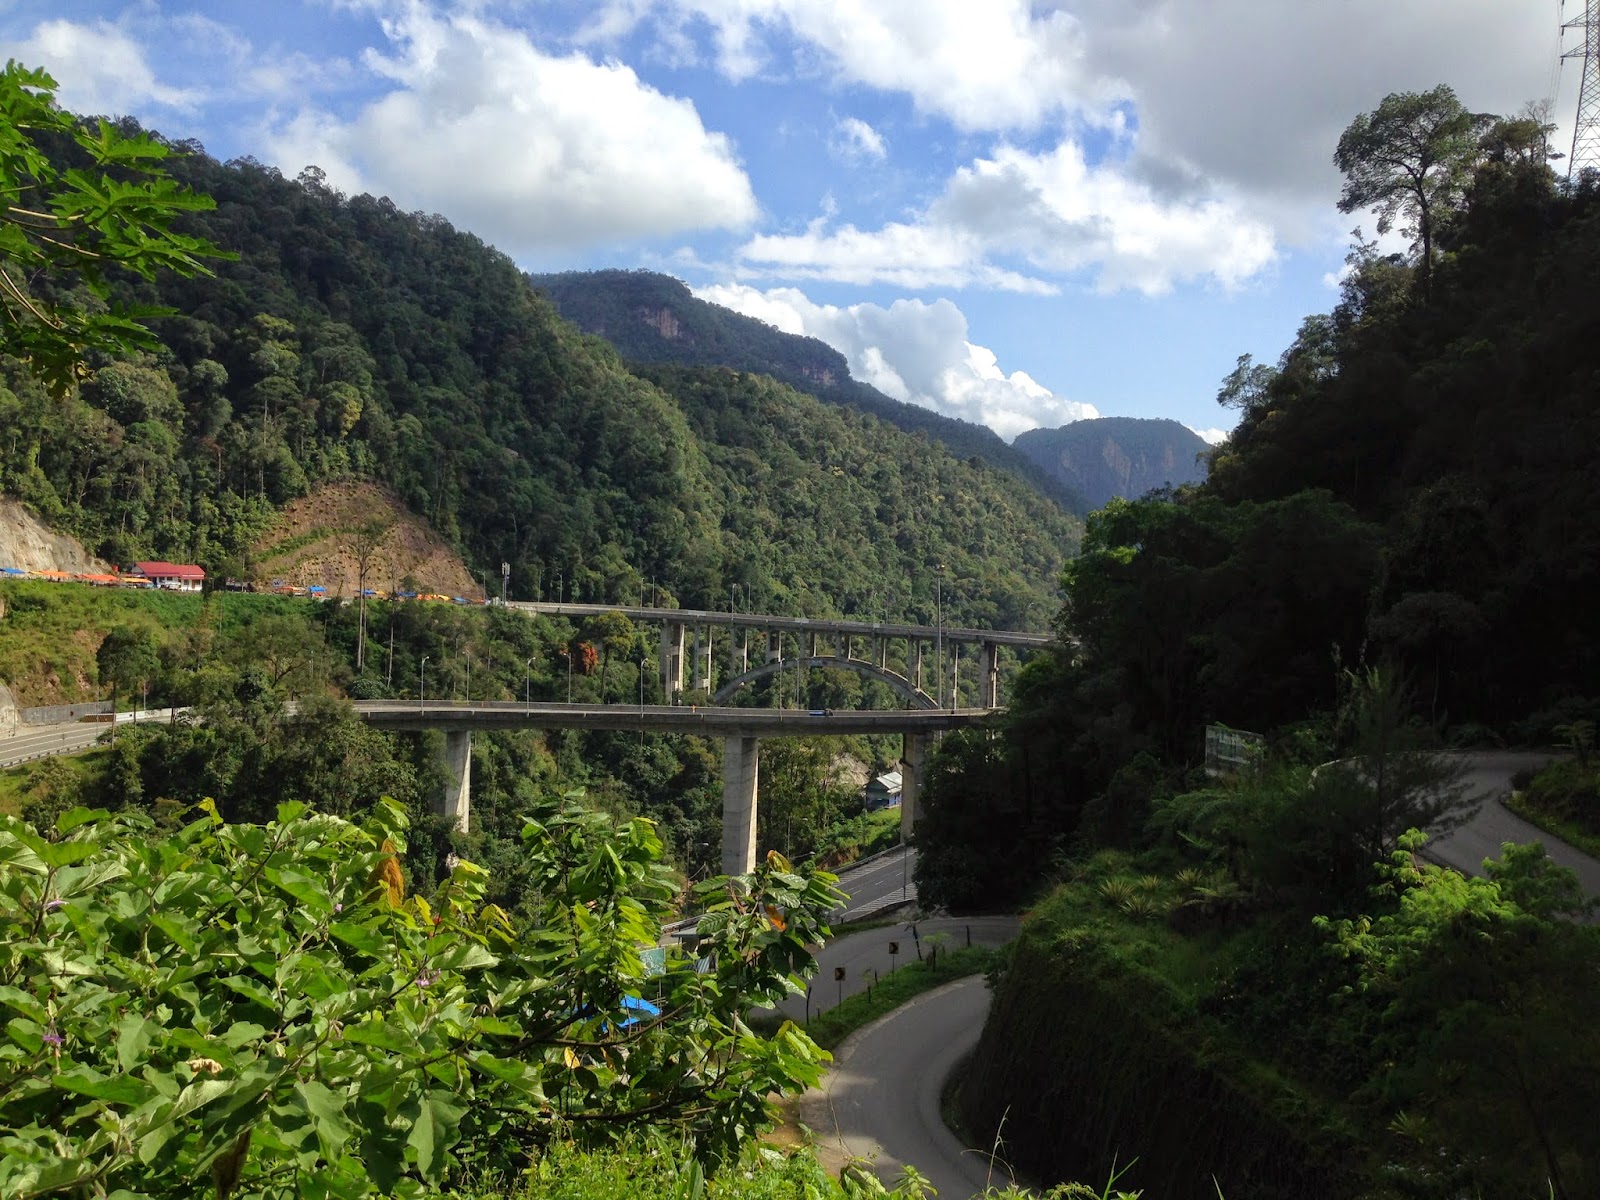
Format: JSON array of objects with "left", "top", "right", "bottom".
[
  {"left": 830, "top": 116, "right": 886, "bottom": 163},
  {"left": 695, "top": 282, "right": 1100, "bottom": 439},
  {"left": 739, "top": 137, "right": 1277, "bottom": 295},
  {"left": 593, "top": 0, "right": 1114, "bottom": 132},
  {"left": 263, "top": 6, "right": 758, "bottom": 254},
  {"left": 13, "top": 18, "right": 203, "bottom": 115},
  {"left": 598, "top": 0, "right": 1558, "bottom": 248},
  {"left": 1188, "top": 426, "right": 1231, "bottom": 446}
]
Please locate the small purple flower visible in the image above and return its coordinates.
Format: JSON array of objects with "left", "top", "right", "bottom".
[
  {"left": 416, "top": 968, "right": 441, "bottom": 989},
  {"left": 42, "top": 1029, "right": 63, "bottom": 1048},
  {"left": 333, "top": 903, "right": 343, "bottom": 914},
  {"left": 43, "top": 899, "right": 65, "bottom": 912}
]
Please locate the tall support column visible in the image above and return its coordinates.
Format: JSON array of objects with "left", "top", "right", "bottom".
[
  {"left": 980, "top": 641, "right": 1000, "bottom": 708},
  {"left": 900, "top": 732, "right": 928, "bottom": 843},
  {"left": 766, "top": 631, "right": 782, "bottom": 663},
  {"left": 660, "top": 622, "right": 686, "bottom": 700},
  {"left": 837, "top": 633, "right": 849, "bottom": 661},
  {"left": 808, "top": 632, "right": 820, "bottom": 658},
  {"left": 731, "top": 625, "right": 748, "bottom": 676},
  {"left": 912, "top": 640, "right": 924, "bottom": 690},
  {"left": 876, "top": 637, "right": 888, "bottom": 670},
  {"left": 692, "top": 627, "right": 708, "bottom": 693},
  {"left": 721, "top": 736, "right": 760, "bottom": 875},
  {"left": 439, "top": 730, "right": 472, "bottom": 833},
  {"left": 949, "top": 644, "right": 961, "bottom": 708}
]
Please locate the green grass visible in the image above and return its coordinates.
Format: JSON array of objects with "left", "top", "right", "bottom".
[
  {"left": 794, "top": 944, "right": 997, "bottom": 1051},
  {"left": 1505, "top": 789, "right": 1600, "bottom": 860},
  {"left": 0, "top": 581, "right": 300, "bottom": 705}
]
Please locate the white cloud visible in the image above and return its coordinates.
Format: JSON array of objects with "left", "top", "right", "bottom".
[
  {"left": 1188, "top": 426, "right": 1230, "bottom": 446},
  {"left": 599, "top": 0, "right": 1560, "bottom": 251},
  {"left": 830, "top": 115, "right": 886, "bottom": 163},
  {"left": 594, "top": 0, "right": 1115, "bottom": 132},
  {"left": 262, "top": 6, "right": 758, "bottom": 253},
  {"left": 738, "top": 137, "right": 1277, "bottom": 295},
  {"left": 13, "top": 19, "right": 203, "bottom": 116},
  {"left": 695, "top": 282, "right": 1100, "bottom": 439}
]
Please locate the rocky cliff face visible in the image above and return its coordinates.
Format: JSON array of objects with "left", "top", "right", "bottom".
[
  {"left": 1013, "top": 417, "right": 1209, "bottom": 511},
  {"left": 0, "top": 500, "right": 111, "bottom": 574}
]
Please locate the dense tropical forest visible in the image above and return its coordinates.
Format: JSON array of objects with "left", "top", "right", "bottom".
[
  {"left": 531, "top": 268, "right": 1090, "bottom": 512},
  {"left": 0, "top": 124, "right": 1079, "bottom": 630},
  {"left": 917, "top": 87, "right": 1600, "bottom": 1198}
]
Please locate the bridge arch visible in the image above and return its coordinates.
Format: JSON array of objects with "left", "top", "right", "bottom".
[{"left": 712, "top": 656, "right": 937, "bottom": 709}]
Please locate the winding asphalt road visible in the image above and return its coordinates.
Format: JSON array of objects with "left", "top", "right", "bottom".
[
  {"left": 1427, "top": 750, "right": 1600, "bottom": 907},
  {"left": 801, "top": 975, "right": 1010, "bottom": 1199},
  {"left": 797, "top": 752, "right": 1600, "bottom": 1198}
]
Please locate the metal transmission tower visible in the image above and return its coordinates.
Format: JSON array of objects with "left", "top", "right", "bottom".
[{"left": 1564, "top": 0, "right": 1600, "bottom": 174}]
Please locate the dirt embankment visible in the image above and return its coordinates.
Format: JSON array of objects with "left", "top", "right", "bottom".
[
  {"left": 0, "top": 500, "right": 111, "bottom": 575},
  {"left": 250, "top": 481, "right": 484, "bottom": 599}
]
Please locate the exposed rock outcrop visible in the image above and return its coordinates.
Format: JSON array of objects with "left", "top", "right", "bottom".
[{"left": 0, "top": 499, "right": 111, "bottom": 574}]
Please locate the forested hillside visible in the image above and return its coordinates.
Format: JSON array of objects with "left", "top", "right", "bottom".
[
  {"left": 920, "top": 88, "right": 1600, "bottom": 1200},
  {"left": 531, "top": 268, "right": 1089, "bottom": 512},
  {"left": 1012, "top": 416, "right": 1209, "bottom": 510},
  {"left": 0, "top": 132, "right": 1077, "bottom": 629}
]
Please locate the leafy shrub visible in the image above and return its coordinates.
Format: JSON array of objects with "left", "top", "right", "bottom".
[{"left": 0, "top": 796, "right": 842, "bottom": 1198}]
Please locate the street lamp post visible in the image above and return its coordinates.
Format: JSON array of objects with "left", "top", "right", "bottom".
[
  {"left": 525, "top": 657, "right": 534, "bottom": 712},
  {"left": 567, "top": 644, "right": 574, "bottom": 705},
  {"left": 934, "top": 565, "right": 944, "bottom": 709},
  {"left": 557, "top": 569, "right": 564, "bottom": 605},
  {"left": 465, "top": 651, "right": 472, "bottom": 703},
  {"left": 419, "top": 656, "right": 429, "bottom": 707}
]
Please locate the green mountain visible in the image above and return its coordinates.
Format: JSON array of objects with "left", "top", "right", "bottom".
[
  {"left": 0, "top": 132, "right": 1078, "bottom": 630},
  {"left": 528, "top": 269, "right": 1089, "bottom": 512},
  {"left": 1012, "top": 417, "right": 1209, "bottom": 510}
]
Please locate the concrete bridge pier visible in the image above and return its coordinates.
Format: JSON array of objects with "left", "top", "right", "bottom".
[
  {"left": 661, "top": 622, "right": 686, "bottom": 699},
  {"left": 692, "top": 627, "right": 711, "bottom": 693},
  {"left": 900, "top": 732, "right": 928, "bottom": 842},
  {"left": 766, "top": 631, "right": 782, "bottom": 664},
  {"left": 980, "top": 641, "right": 1000, "bottom": 708},
  {"left": 912, "top": 640, "right": 925, "bottom": 691},
  {"left": 438, "top": 730, "right": 472, "bottom": 833},
  {"left": 721, "top": 735, "right": 760, "bottom": 875}
]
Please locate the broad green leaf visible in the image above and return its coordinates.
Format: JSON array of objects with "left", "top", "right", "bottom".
[
  {"left": 294, "top": 1079, "right": 354, "bottom": 1160},
  {"left": 115, "top": 1014, "right": 159, "bottom": 1072},
  {"left": 55, "top": 1066, "right": 153, "bottom": 1105},
  {"left": 404, "top": 1089, "right": 466, "bottom": 1183}
]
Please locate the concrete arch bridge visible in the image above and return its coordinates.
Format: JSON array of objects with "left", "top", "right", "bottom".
[{"left": 369, "top": 604, "right": 1051, "bottom": 874}]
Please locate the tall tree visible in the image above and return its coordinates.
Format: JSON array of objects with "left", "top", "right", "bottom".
[{"left": 1334, "top": 85, "right": 1489, "bottom": 293}]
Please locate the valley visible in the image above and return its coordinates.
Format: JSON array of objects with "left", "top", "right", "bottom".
[{"left": 2, "top": 47, "right": 1599, "bottom": 1200}]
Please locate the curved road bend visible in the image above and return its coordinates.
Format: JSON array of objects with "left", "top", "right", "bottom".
[
  {"left": 1429, "top": 751, "right": 1600, "bottom": 908},
  {"left": 801, "top": 975, "right": 1008, "bottom": 1200},
  {"left": 760, "top": 914, "right": 1019, "bottom": 1024}
]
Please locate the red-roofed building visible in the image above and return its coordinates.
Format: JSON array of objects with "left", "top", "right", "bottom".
[{"left": 128, "top": 561, "right": 206, "bottom": 592}]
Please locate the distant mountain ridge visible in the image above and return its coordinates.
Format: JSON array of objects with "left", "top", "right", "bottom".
[
  {"left": 1012, "top": 417, "right": 1209, "bottom": 511},
  {"left": 528, "top": 269, "right": 1088, "bottom": 512}
]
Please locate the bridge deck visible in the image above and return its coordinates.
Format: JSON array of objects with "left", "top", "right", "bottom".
[
  {"left": 354, "top": 700, "right": 995, "bottom": 735},
  {"left": 503, "top": 601, "right": 1052, "bottom": 648}
]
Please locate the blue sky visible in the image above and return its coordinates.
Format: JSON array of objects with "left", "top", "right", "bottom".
[{"left": 3, "top": 0, "right": 1572, "bottom": 442}]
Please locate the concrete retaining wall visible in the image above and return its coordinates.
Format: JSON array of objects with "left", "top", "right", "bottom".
[{"left": 20, "top": 700, "right": 112, "bottom": 725}]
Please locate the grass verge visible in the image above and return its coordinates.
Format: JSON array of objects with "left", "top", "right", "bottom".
[
  {"left": 1504, "top": 790, "right": 1600, "bottom": 860},
  {"left": 800, "top": 945, "right": 996, "bottom": 1051}
]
